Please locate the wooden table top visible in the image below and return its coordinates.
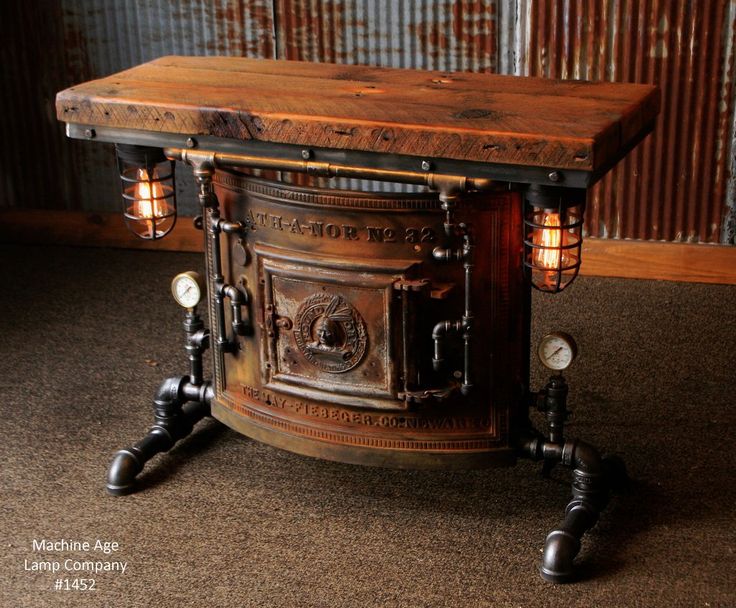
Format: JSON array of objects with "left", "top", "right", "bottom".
[{"left": 56, "top": 56, "right": 659, "bottom": 175}]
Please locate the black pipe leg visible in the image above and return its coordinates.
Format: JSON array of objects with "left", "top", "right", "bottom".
[
  {"left": 539, "top": 441, "right": 608, "bottom": 582},
  {"left": 107, "top": 429, "right": 171, "bottom": 496},
  {"left": 106, "top": 377, "right": 213, "bottom": 496},
  {"left": 540, "top": 502, "right": 593, "bottom": 582},
  {"left": 518, "top": 435, "right": 613, "bottom": 582}
]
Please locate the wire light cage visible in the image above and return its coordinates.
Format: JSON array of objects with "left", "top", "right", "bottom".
[
  {"left": 523, "top": 185, "right": 586, "bottom": 293},
  {"left": 116, "top": 144, "right": 177, "bottom": 240}
]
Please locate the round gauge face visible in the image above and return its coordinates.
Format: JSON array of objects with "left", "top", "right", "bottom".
[
  {"left": 171, "top": 271, "right": 204, "bottom": 309},
  {"left": 537, "top": 332, "right": 578, "bottom": 372}
]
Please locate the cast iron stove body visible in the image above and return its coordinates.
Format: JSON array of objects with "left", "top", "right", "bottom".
[
  {"left": 210, "top": 172, "right": 525, "bottom": 468},
  {"left": 56, "top": 56, "right": 659, "bottom": 582}
]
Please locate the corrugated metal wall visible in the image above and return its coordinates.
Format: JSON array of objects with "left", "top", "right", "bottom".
[
  {"left": 3, "top": 1, "right": 736, "bottom": 244},
  {"left": 522, "top": 0, "right": 736, "bottom": 242},
  {"left": 276, "top": 0, "right": 497, "bottom": 71}
]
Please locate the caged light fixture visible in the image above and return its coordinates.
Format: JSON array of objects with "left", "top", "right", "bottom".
[
  {"left": 116, "top": 144, "right": 177, "bottom": 240},
  {"left": 524, "top": 184, "right": 585, "bottom": 293}
]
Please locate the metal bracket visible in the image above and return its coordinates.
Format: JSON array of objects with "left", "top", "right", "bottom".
[
  {"left": 393, "top": 278, "right": 430, "bottom": 292},
  {"left": 399, "top": 386, "right": 455, "bottom": 405}
]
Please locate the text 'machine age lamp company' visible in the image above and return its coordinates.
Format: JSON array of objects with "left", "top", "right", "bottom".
[{"left": 56, "top": 56, "right": 659, "bottom": 583}]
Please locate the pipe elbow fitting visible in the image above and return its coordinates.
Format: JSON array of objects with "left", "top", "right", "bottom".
[
  {"left": 540, "top": 529, "right": 580, "bottom": 583},
  {"left": 153, "top": 376, "right": 187, "bottom": 409},
  {"left": 432, "top": 320, "right": 462, "bottom": 340},
  {"left": 223, "top": 284, "right": 245, "bottom": 304},
  {"left": 571, "top": 441, "right": 604, "bottom": 476},
  {"left": 106, "top": 449, "right": 143, "bottom": 496},
  {"left": 432, "top": 321, "right": 449, "bottom": 340}
]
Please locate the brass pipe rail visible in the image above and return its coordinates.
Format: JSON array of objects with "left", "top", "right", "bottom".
[{"left": 165, "top": 147, "right": 494, "bottom": 194}]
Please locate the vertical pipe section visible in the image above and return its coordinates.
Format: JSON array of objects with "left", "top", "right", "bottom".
[{"left": 461, "top": 230, "right": 475, "bottom": 395}]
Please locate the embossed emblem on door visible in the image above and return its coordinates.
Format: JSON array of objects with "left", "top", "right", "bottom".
[{"left": 293, "top": 294, "right": 367, "bottom": 373}]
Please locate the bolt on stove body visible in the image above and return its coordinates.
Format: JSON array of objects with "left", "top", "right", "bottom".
[{"left": 56, "top": 56, "right": 659, "bottom": 583}]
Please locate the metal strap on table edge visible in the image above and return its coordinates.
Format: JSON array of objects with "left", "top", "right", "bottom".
[{"left": 65, "top": 123, "right": 594, "bottom": 188}]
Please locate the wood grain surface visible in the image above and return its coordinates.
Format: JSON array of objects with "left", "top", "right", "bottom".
[{"left": 56, "top": 56, "right": 659, "bottom": 172}]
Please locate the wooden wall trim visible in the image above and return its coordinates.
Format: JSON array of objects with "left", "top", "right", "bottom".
[
  {"left": 581, "top": 238, "right": 736, "bottom": 285},
  {"left": 2, "top": 209, "right": 735, "bottom": 285},
  {"left": 0, "top": 209, "right": 203, "bottom": 252}
]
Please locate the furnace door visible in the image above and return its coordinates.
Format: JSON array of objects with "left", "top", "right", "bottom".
[{"left": 257, "top": 244, "right": 417, "bottom": 411}]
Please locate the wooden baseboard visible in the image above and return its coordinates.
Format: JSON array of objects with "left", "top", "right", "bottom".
[
  {"left": 581, "top": 238, "right": 736, "bottom": 284},
  {"left": 2, "top": 209, "right": 735, "bottom": 284},
  {"left": 0, "top": 209, "right": 203, "bottom": 252}
]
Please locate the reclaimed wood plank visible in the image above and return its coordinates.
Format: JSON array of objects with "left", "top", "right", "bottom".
[
  {"left": 56, "top": 56, "right": 659, "bottom": 173},
  {"left": 73, "top": 67, "right": 641, "bottom": 139},
  {"left": 149, "top": 56, "right": 656, "bottom": 105}
]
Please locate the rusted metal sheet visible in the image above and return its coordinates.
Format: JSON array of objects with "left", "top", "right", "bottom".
[
  {"left": 523, "top": 0, "right": 736, "bottom": 244},
  {"left": 62, "top": 0, "right": 274, "bottom": 77},
  {"left": 723, "top": 1, "right": 736, "bottom": 244},
  {"left": 63, "top": 0, "right": 275, "bottom": 215},
  {"left": 276, "top": 0, "right": 498, "bottom": 71},
  {"left": 61, "top": 0, "right": 275, "bottom": 214}
]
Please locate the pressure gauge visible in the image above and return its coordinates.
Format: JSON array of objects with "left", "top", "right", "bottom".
[
  {"left": 537, "top": 332, "right": 578, "bottom": 372},
  {"left": 171, "top": 271, "right": 205, "bottom": 309}
]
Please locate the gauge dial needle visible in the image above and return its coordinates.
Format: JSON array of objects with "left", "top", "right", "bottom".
[{"left": 550, "top": 347, "right": 563, "bottom": 357}]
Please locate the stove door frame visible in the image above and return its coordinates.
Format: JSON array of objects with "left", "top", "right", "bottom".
[{"left": 257, "top": 243, "right": 419, "bottom": 411}]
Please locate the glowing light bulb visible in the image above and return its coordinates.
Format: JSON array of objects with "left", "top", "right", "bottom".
[
  {"left": 533, "top": 212, "right": 563, "bottom": 269},
  {"left": 134, "top": 168, "right": 167, "bottom": 219}
]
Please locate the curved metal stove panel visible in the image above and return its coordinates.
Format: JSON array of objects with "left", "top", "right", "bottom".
[{"left": 209, "top": 171, "right": 527, "bottom": 468}]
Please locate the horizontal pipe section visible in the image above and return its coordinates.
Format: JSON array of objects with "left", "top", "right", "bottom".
[{"left": 165, "top": 148, "right": 495, "bottom": 192}]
